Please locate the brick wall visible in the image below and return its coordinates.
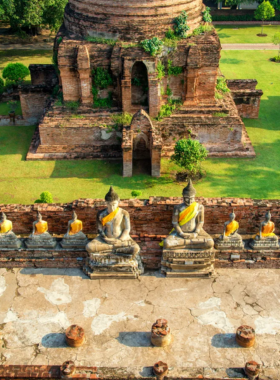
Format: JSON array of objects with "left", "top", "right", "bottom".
[
  {"left": 19, "top": 86, "right": 53, "bottom": 123},
  {"left": 29, "top": 64, "right": 58, "bottom": 87}
]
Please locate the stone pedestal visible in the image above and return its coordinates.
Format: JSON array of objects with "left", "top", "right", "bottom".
[
  {"left": 215, "top": 237, "right": 244, "bottom": 250},
  {"left": 25, "top": 233, "right": 56, "bottom": 249},
  {"left": 83, "top": 252, "right": 144, "bottom": 279},
  {"left": 0, "top": 232, "right": 22, "bottom": 249},
  {"left": 249, "top": 238, "right": 279, "bottom": 250},
  {"left": 60, "top": 232, "right": 88, "bottom": 249},
  {"left": 161, "top": 249, "right": 215, "bottom": 278}
]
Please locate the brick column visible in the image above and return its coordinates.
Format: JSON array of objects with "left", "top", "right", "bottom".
[
  {"left": 122, "top": 60, "right": 132, "bottom": 113},
  {"left": 60, "top": 67, "right": 80, "bottom": 102},
  {"left": 184, "top": 68, "right": 198, "bottom": 105},
  {"left": 122, "top": 128, "right": 133, "bottom": 177},
  {"left": 148, "top": 75, "right": 160, "bottom": 118},
  {"left": 151, "top": 130, "right": 162, "bottom": 177},
  {"left": 78, "top": 69, "right": 93, "bottom": 104}
]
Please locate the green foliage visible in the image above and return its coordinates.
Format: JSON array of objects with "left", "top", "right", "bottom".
[
  {"left": 70, "top": 114, "right": 85, "bottom": 119},
  {"left": 255, "top": 1, "right": 275, "bottom": 25},
  {"left": 111, "top": 112, "right": 133, "bottom": 127},
  {"left": 272, "top": 33, "right": 280, "bottom": 56},
  {"left": 191, "top": 24, "right": 213, "bottom": 36},
  {"left": 7, "top": 100, "right": 18, "bottom": 112},
  {"left": 213, "top": 112, "right": 228, "bottom": 117},
  {"left": 166, "top": 85, "right": 172, "bottom": 96},
  {"left": 85, "top": 36, "right": 117, "bottom": 46},
  {"left": 216, "top": 77, "right": 230, "bottom": 93},
  {"left": 171, "top": 138, "right": 208, "bottom": 176},
  {"left": 65, "top": 101, "right": 79, "bottom": 111},
  {"left": 156, "top": 99, "right": 182, "bottom": 121},
  {"left": 2, "top": 63, "right": 29, "bottom": 83},
  {"left": 215, "top": 92, "right": 223, "bottom": 99},
  {"left": 140, "top": 37, "right": 163, "bottom": 56},
  {"left": 131, "top": 190, "right": 142, "bottom": 198},
  {"left": 167, "top": 60, "right": 183, "bottom": 76},
  {"left": 92, "top": 67, "right": 113, "bottom": 89},
  {"left": 157, "top": 62, "right": 166, "bottom": 80},
  {"left": 202, "top": 7, "right": 212, "bottom": 23},
  {"left": 165, "top": 29, "right": 177, "bottom": 40},
  {"left": 52, "top": 84, "right": 60, "bottom": 97},
  {"left": 35, "top": 191, "right": 53, "bottom": 204},
  {"left": 174, "top": 11, "right": 190, "bottom": 38},
  {"left": 269, "top": 0, "right": 280, "bottom": 11},
  {"left": 93, "top": 92, "right": 113, "bottom": 108},
  {"left": 0, "top": 77, "right": 4, "bottom": 94},
  {"left": 272, "top": 55, "right": 280, "bottom": 62}
]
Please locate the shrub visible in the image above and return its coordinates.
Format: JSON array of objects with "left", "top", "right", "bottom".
[
  {"left": 141, "top": 37, "right": 164, "bottom": 56},
  {"left": 272, "top": 55, "right": 280, "bottom": 62},
  {"left": 93, "top": 93, "right": 113, "bottom": 108},
  {"left": 174, "top": 11, "right": 190, "bottom": 38},
  {"left": 171, "top": 138, "right": 208, "bottom": 177},
  {"left": 0, "top": 77, "right": 4, "bottom": 94},
  {"left": 65, "top": 101, "right": 79, "bottom": 110},
  {"left": 131, "top": 190, "right": 142, "bottom": 198},
  {"left": 166, "top": 85, "right": 173, "bottom": 96},
  {"left": 191, "top": 24, "right": 213, "bottom": 37},
  {"left": 165, "top": 29, "right": 177, "bottom": 40},
  {"left": 202, "top": 7, "right": 212, "bottom": 23},
  {"left": 111, "top": 112, "right": 133, "bottom": 127},
  {"left": 255, "top": 1, "right": 275, "bottom": 35},
  {"left": 216, "top": 77, "right": 230, "bottom": 93},
  {"left": 2, "top": 63, "right": 30, "bottom": 84},
  {"left": 35, "top": 191, "right": 53, "bottom": 204},
  {"left": 157, "top": 62, "right": 166, "bottom": 80},
  {"left": 167, "top": 60, "right": 183, "bottom": 76},
  {"left": 92, "top": 67, "right": 113, "bottom": 89},
  {"left": 156, "top": 99, "right": 182, "bottom": 121}
]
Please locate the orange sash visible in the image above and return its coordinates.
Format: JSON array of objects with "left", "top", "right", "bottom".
[{"left": 101, "top": 208, "right": 119, "bottom": 226}]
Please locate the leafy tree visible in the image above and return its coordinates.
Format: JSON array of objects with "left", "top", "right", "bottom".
[
  {"left": 254, "top": 1, "right": 275, "bottom": 35},
  {"left": 131, "top": 190, "right": 142, "bottom": 199},
  {"left": 0, "top": 77, "right": 4, "bottom": 94},
  {"left": 272, "top": 33, "right": 280, "bottom": 57},
  {"left": 2, "top": 63, "right": 30, "bottom": 84},
  {"left": 171, "top": 138, "right": 208, "bottom": 177},
  {"left": 35, "top": 191, "right": 53, "bottom": 203},
  {"left": 269, "top": 0, "right": 280, "bottom": 11},
  {"left": 202, "top": 7, "right": 212, "bottom": 23},
  {"left": 174, "top": 11, "right": 190, "bottom": 38}
]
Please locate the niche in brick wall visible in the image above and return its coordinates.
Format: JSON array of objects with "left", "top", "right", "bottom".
[{"left": 131, "top": 61, "right": 149, "bottom": 112}]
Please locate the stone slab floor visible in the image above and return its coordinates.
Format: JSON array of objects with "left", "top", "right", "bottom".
[{"left": 0, "top": 268, "right": 280, "bottom": 378}]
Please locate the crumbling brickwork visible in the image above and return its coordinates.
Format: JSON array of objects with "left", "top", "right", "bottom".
[
  {"left": 19, "top": 85, "right": 53, "bottom": 123},
  {"left": 29, "top": 64, "right": 58, "bottom": 87}
]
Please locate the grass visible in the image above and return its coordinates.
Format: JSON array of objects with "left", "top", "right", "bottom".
[
  {"left": 0, "top": 50, "right": 279, "bottom": 203},
  {"left": 216, "top": 24, "right": 280, "bottom": 43},
  {"left": 0, "top": 49, "right": 53, "bottom": 82},
  {"left": 0, "top": 100, "right": 22, "bottom": 115}
]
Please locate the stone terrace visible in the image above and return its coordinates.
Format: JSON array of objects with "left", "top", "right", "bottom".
[{"left": 0, "top": 268, "right": 279, "bottom": 379}]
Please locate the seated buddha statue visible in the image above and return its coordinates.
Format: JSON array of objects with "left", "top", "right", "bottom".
[
  {"left": 61, "top": 211, "right": 88, "bottom": 249},
  {"left": 250, "top": 211, "right": 279, "bottom": 250},
  {"left": 84, "top": 186, "right": 143, "bottom": 279},
  {"left": 25, "top": 211, "right": 56, "bottom": 249},
  {"left": 0, "top": 212, "right": 21, "bottom": 248},
  {"left": 161, "top": 180, "right": 215, "bottom": 278},
  {"left": 215, "top": 211, "right": 243, "bottom": 250}
]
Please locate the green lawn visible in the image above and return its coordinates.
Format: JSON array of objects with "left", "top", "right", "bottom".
[
  {"left": 0, "top": 50, "right": 280, "bottom": 203},
  {"left": 216, "top": 24, "right": 280, "bottom": 43},
  {"left": 0, "top": 100, "right": 22, "bottom": 115}
]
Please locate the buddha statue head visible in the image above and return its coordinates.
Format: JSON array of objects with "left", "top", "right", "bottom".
[
  {"left": 183, "top": 179, "right": 196, "bottom": 206},
  {"left": 265, "top": 210, "right": 271, "bottom": 222},
  {"left": 105, "top": 186, "right": 120, "bottom": 212},
  {"left": 229, "top": 210, "right": 236, "bottom": 222},
  {"left": 1, "top": 212, "right": 7, "bottom": 221}
]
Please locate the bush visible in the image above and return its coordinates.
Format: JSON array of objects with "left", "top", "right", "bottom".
[
  {"left": 92, "top": 67, "right": 113, "bottom": 89},
  {"left": 65, "top": 101, "right": 79, "bottom": 110},
  {"left": 174, "top": 11, "right": 190, "bottom": 38},
  {"left": 2, "top": 63, "right": 30, "bottom": 84},
  {"left": 171, "top": 138, "right": 208, "bottom": 177},
  {"left": 35, "top": 191, "right": 53, "bottom": 204},
  {"left": 131, "top": 190, "right": 142, "bottom": 198},
  {"left": 165, "top": 29, "right": 177, "bottom": 40},
  {"left": 111, "top": 112, "right": 133, "bottom": 127},
  {"left": 202, "top": 7, "right": 212, "bottom": 23},
  {"left": 191, "top": 24, "right": 213, "bottom": 36},
  {"left": 141, "top": 37, "right": 164, "bottom": 56},
  {"left": 167, "top": 60, "right": 183, "bottom": 76},
  {"left": 0, "top": 77, "right": 4, "bottom": 94},
  {"left": 157, "top": 62, "right": 166, "bottom": 80},
  {"left": 216, "top": 77, "right": 230, "bottom": 93},
  {"left": 272, "top": 55, "right": 280, "bottom": 62}
]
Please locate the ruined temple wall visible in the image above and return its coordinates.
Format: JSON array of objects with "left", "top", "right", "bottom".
[
  {"left": 19, "top": 86, "right": 53, "bottom": 123},
  {"left": 29, "top": 64, "right": 58, "bottom": 87}
]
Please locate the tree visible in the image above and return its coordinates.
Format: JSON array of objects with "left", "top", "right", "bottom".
[
  {"left": 254, "top": 1, "right": 275, "bottom": 35},
  {"left": 2, "top": 63, "right": 29, "bottom": 84},
  {"left": 0, "top": 78, "right": 4, "bottom": 94},
  {"left": 35, "top": 191, "right": 53, "bottom": 203},
  {"left": 131, "top": 190, "right": 142, "bottom": 199},
  {"left": 171, "top": 138, "right": 208, "bottom": 177},
  {"left": 272, "top": 33, "right": 280, "bottom": 57}
]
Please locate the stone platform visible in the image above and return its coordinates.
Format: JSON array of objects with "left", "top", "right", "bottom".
[{"left": 0, "top": 268, "right": 279, "bottom": 379}]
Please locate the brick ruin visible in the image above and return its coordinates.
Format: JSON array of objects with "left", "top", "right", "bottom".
[
  {"left": 1, "top": 196, "right": 280, "bottom": 270},
  {"left": 24, "top": 0, "right": 263, "bottom": 176}
]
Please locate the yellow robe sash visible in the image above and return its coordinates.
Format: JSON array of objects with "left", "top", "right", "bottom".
[
  {"left": 159, "top": 202, "right": 199, "bottom": 246},
  {"left": 257, "top": 222, "right": 275, "bottom": 237},
  {"left": 0, "top": 220, "right": 12, "bottom": 233},
  {"left": 101, "top": 208, "right": 119, "bottom": 226},
  {"left": 69, "top": 220, "right": 83, "bottom": 235},
  {"left": 225, "top": 220, "right": 239, "bottom": 237},
  {"left": 35, "top": 221, "right": 48, "bottom": 235}
]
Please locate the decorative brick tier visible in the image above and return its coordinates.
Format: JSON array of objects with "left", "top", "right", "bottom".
[{"left": 64, "top": 0, "right": 204, "bottom": 41}]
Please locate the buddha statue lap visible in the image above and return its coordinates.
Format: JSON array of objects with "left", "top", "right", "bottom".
[
  {"left": 215, "top": 211, "right": 244, "bottom": 250},
  {"left": 161, "top": 180, "right": 215, "bottom": 278},
  {"left": 84, "top": 186, "right": 143, "bottom": 279},
  {"left": 250, "top": 211, "right": 279, "bottom": 250},
  {"left": 60, "top": 211, "right": 88, "bottom": 249},
  {"left": 0, "top": 212, "right": 21, "bottom": 249},
  {"left": 25, "top": 211, "right": 56, "bottom": 249}
]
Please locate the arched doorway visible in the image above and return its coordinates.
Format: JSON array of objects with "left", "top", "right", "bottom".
[
  {"left": 133, "top": 132, "right": 151, "bottom": 175},
  {"left": 131, "top": 61, "right": 149, "bottom": 113}
]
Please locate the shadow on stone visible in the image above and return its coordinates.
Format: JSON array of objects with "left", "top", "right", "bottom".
[
  {"left": 41, "top": 333, "right": 67, "bottom": 348},
  {"left": 226, "top": 368, "right": 245, "bottom": 378},
  {"left": 139, "top": 367, "right": 153, "bottom": 377},
  {"left": 117, "top": 332, "right": 151, "bottom": 347},
  {"left": 20, "top": 268, "right": 88, "bottom": 278},
  {"left": 211, "top": 333, "right": 240, "bottom": 348}
]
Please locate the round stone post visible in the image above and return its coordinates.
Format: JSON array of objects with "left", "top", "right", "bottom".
[
  {"left": 153, "top": 361, "right": 168, "bottom": 380},
  {"left": 60, "top": 361, "right": 76, "bottom": 378},
  {"left": 236, "top": 325, "right": 255, "bottom": 348},
  {"left": 65, "top": 325, "right": 85, "bottom": 347},
  {"left": 151, "top": 319, "right": 171, "bottom": 347},
  {"left": 245, "top": 361, "right": 261, "bottom": 380}
]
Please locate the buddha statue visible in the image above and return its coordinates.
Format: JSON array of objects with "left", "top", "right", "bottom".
[
  {"left": 84, "top": 186, "right": 143, "bottom": 279},
  {"left": 161, "top": 180, "right": 215, "bottom": 278},
  {"left": 250, "top": 211, "right": 279, "bottom": 250},
  {"left": 0, "top": 212, "right": 21, "bottom": 248},
  {"left": 215, "top": 211, "right": 244, "bottom": 250},
  {"left": 60, "top": 211, "right": 88, "bottom": 249},
  {"left": 25, "top": 211, "right": 56, "bottom": 249}
]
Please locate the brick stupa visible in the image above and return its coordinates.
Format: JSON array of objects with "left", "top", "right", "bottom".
[{"left": 28, "top": 0, "right": 258, "bottom": 176}]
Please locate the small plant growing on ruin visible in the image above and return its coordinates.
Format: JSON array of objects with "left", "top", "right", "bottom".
[
  {"left": 202, "top": 7, "right": 212, "bottom": 23},
  {"left": 272, "top": 33, "right": 280, "bottom": 58},
  {"left": 166, "top": 85, "right": 173, "bottom": 97},
  {"left": 213, "top": 112, "right": 228, "bottom": 117},
  {"left": 167, "top": 60, "right": 183, "bottom": 76},
  {"left": 111, "top": 112, "right": 133, "bottom": 127},
  {"left": 157, "top": 62, "right": 166, "bottom": 80},
  {"left": 2, "top": 63, "right": 29, "bottom": 84},
  {"left": 85, "top": 36, "right": 117, "bottom": 46},
  {"left": 216, "top": 77, "right": 230, "bottom": 93},
  {"left": 35, "top": 191, "right": 54, "bottom": 204},
  {"left": 92, "top": 67, "right": 113, "bottom": 89},
  {"left": 65, "top": 101, "right": 79, "bottom": 110},
  {"left": 140, "top": 37, "right": 163, "bottom": 56},
  {"left": 254, "top": 2, "right": 275, "bottom": 36},
  {"left": 131, "top": 190, "right": 142, "bottom": 199},
  {"left": 171, "top": 138, "right": 208, "bottom": 178},
  {"left": 173, "top": 11, "right": 190, "bottom": 38},
  {"left": 191, "top": 24, "right": 213, "bottom": 36}
]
